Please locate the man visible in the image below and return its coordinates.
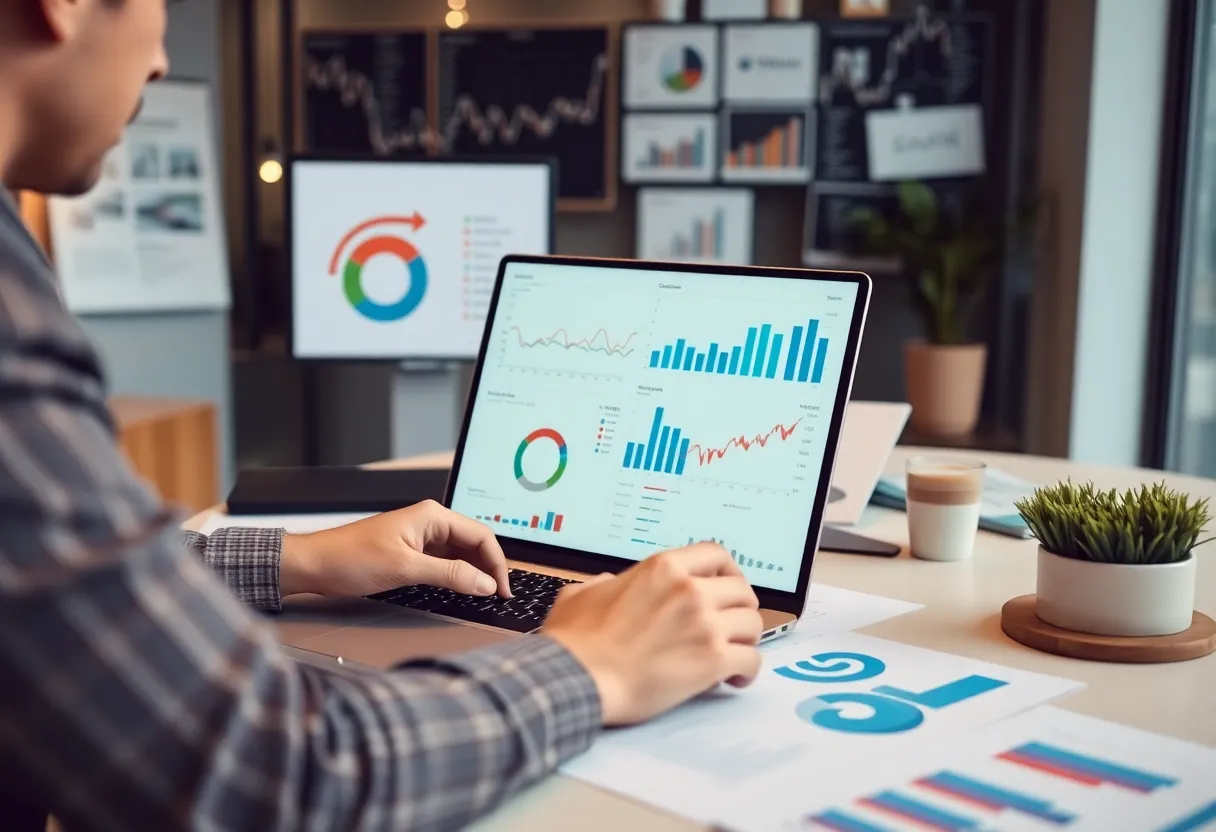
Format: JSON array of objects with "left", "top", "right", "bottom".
[{"left": 0, "top": 1, "right": 765, "bottom": 830}]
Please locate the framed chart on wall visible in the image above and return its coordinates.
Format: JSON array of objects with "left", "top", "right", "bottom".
[
  {"left": 296, "top": 30, "right": 436, "bottom": 156},
  {"left": 720, "top": 107, "right": 814, "bottom": 184},
  {"left": 636, "top": 188, "right": 754, "bottom": 265},
  {"left": 621, "top": 24, "right": 720, "bottom": 110},
  {"left": 435, "top": 25, "right": 617, "bottom": 211},
  {"left": 621, "top": 113, "right": 717, "bottom": 184}
]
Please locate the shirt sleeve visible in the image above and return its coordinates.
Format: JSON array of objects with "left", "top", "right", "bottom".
[
  {"left": 182, "top": 527, "right": 286, "bottom": 612},
  {"left": 0, "top": 277, "right": 602, "bottom": 831}
]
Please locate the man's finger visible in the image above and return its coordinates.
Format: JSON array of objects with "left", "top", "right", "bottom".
[
  {"left": 419, "top": 504, "right": 512, "bottom": 597},
  {"left": 699, "top": 575, "right": 760, "bottom": 610},
  {"left": 716, "top": 607, "right": 765, "bottom": 645},
  {"left": 402, "top": 551, "right": 498, "bottom": 596},
  {"left": 664, "top": 541, "right": 746, "bottom": 578},
  {"left": 717, "top": 643, "right": 763, "bottom": 687}
]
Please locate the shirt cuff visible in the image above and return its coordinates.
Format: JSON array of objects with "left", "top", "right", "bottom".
[
  {"left": 194, "top": 526, "right": 285, "bottom": 612},
  {"left": 402, "top": 635, "right": 603, "bottom": 771}
]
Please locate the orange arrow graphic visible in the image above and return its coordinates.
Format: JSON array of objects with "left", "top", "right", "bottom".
[{"left": 328, "top": 213, "right": 428, "bottom": 274}]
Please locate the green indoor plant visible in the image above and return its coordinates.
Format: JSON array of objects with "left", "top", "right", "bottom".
[
  {"left": 1014, "top": 480, "right": 1212, "bottom": 637},
  {"left": 848, "top": 181, "right": 1021, "bottom": 437}
]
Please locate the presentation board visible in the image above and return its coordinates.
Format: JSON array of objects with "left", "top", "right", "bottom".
[
  {"left": 46, "top": 80, "right": 230, "bottom": 314},
  {"left": 298, "top": 30, "right": 433, "bottom": 155},
  {"left": 289, "top": 157, "right": 555, "bottom": 360},
  {"left": 436, "top": 27, "right": 614, "bottom": 209}
]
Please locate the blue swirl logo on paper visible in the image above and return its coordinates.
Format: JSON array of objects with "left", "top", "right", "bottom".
[
  {"left": 795, "top": 693, "right": 926, "bottom": 734},
  {"left": 774, "top": 651, "right": 1011, "bottom": 736},
  {"left": 773, "top": 652, "right": 886, "bottom": 683}
]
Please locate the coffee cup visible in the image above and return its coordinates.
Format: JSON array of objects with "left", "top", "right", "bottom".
[{"left": 905, "top": 456, "right": 985, "bottom": 561}]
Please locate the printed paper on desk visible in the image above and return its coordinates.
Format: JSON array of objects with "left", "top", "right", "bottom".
[
  {"left": 720, "top": 706, "right": 1216, "bottom": 832},
  {"left": 561, "top": 632, "right": 1084, "bottom": 824},
  {"left": 865, "top": 104, "right": 985, "bottom": 182},
  {"left": 761, "top": 584, "right": 922, "bottom": 652}
]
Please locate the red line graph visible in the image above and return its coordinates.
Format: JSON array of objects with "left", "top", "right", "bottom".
[
  {"left": 438, "top": 55, "right": 607, "bottom": 149},
  {"left": 684, "top": 418, "right": 802, "bottom": 467},
  {"left": 305, "top": 55, "right": 438, "bottom": 153},
  {"left": 507, "top": 325, "right": 636, "bottom": 357}
]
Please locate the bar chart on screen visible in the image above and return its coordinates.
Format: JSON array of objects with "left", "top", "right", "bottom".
[
  {"left": 476, "top": 509, "right": 565, "bottom": 533},
  {"left": 648, "top": 318, "right": 832, "bottom": 385}
]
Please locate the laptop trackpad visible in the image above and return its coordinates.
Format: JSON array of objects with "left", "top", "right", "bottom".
[{"left": 280, "top": 603, "right": 519, "bottom": 670}]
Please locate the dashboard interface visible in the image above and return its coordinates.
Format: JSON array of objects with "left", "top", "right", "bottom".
[{"left": 450, "top": 260, "right": 862, "bottom": 593}]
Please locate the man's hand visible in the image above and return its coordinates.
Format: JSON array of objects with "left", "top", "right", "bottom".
[
  {"left": 279, "top": 500, "right": 513, "bottom": 599},
  {"left": 542, "top": 542, "right": 763, "bottom": 726}
]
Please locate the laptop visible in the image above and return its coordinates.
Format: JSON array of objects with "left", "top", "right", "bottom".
[{"left": 369, "top": 255, "right": 871, "bottom": 642}]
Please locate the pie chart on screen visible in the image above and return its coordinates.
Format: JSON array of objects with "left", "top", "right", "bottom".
[{"left": 660, "top": 45, "right": 704, "bottom": 93}]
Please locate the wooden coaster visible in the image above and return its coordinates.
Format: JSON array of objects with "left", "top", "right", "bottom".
[{"left": 1000, "top": 595, "right": 1216, "bottom": 663}]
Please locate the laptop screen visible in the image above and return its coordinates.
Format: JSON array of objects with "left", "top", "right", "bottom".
[{"left": 449, "top": 259, "right": 864, "bottom": 593}]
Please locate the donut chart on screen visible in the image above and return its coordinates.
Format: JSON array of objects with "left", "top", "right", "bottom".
[
  {"left": 660, "top": 46, "right": 704, "bottom": 93},
  {"left": 328, "top": 214, "right": 429, "bottom": 323},
  {"left": 514, "top": 428, "right": 568, "bottom": 491}
]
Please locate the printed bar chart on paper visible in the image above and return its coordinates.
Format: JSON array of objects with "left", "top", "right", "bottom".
[
  {"left": 667, "top": 208, "right": 725, "bottom": 259},
  {"left": 476, "top": 510, "right": 565, "bottom": 532},
  {"left": 636, "top": 187, "right": 755, "bottom": 265},
  {"left": 648, "top": 318, "right": 830, "bottom": 384},
  {"left": 785, "top": 707, "right": 1216, "bottom": 832},
  {"left": 641, "top": 128, "right": 706, "bottom": 170},
  {"left": 623, "top": 406, "right": 690, "bottom": 476},
  {"left": 623, "top": 114, "right": 717, "bottom": 183}
]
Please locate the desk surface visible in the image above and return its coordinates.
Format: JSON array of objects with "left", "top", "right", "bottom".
[{"left": 190, "top": 448, "right": 1216, "bottom": 831}]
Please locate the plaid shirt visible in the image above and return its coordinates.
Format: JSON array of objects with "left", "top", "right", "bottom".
[{"left": 0, "top": 192, "right": 601, "bottom": 831}]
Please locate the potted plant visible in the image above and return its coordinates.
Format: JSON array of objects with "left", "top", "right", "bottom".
[
  {"left": 848, "top": 181, "right": 1022, "bottom": 437},
  {"left": 1015, "top": 480, "right": 1211, "bottom": 638}
]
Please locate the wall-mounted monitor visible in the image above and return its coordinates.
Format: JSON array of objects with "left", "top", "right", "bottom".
[{"left": 288, "top": 156, "right": 556, "bottom": 360}]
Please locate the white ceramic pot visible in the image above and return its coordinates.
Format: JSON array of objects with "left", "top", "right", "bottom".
[{"left": 1035, "top": 546, "right": 1197, "bottom": 637}]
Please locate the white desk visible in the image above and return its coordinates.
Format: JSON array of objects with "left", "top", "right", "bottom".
[{"left": 188, "top": 447, "right": 1216, "bottom": 831}]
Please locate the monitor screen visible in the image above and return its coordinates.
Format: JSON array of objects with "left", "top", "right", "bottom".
[
  {"left": 449, "top": 259, "right": 864, "bottom": 593},
  {"left": 290, "top": 158, "right": 554, "bottom": 360}
]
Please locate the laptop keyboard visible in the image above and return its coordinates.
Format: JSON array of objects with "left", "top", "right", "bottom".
[{"left": 370, "top": 568, "right": 581, "bottom": 633}]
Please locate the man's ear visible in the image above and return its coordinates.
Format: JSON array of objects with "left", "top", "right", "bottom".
[{"left": 34, "top": 0, "right": 88, "bottom": 43}]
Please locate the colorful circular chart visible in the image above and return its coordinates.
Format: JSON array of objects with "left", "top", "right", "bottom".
[
  {"left": 514, "top": 428, "right": 568, "bottom": 492},
  {"left": 660, "top": 45, "right": 704, "bottom": 93},
  {"left": 341, "top": 234, "right": 428, "bottom": 322}
]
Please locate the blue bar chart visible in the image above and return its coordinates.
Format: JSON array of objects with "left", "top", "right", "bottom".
[
  {"left": 648, "top": 318, "right": 830, "bottom": 384},
  {"left": 623, "top": 407, "right": 689, "bottom": 476}
]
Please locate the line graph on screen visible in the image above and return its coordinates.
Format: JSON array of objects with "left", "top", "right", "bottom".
[{"left": 507, "top": 326, "right": 637, "bottom": 357}]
